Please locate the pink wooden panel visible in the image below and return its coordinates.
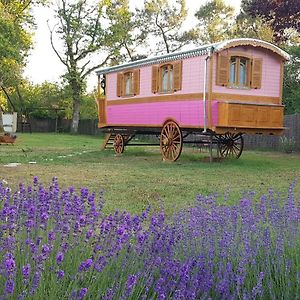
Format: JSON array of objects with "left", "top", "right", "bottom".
[
  {"left": 106, "top": 56, "right": 206, "bottom": 101},
  {"left": 212, "top": 46, "right": 282, "bottom": 97},
  {"left": 107, "top": 100, "right": 218, "bottom": 127}
]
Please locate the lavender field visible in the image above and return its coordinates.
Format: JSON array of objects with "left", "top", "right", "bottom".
[{"left": 1, "top": 177, "right": 300, "bottom": 299}]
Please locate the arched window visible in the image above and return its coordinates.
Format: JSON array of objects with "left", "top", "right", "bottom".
[
  {"left": 160, "top": 64, "right": 173, "bottom": 93},
  {"left": 229, "top": 56, "right": 250, "bottom": 87},
  {"left": 124, "top": 72, "right": 134, "bottom": 95}
]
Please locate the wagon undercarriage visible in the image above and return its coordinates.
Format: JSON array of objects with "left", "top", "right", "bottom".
[{"left": 102, "top": 121, "right": 244, "bottom": 162}]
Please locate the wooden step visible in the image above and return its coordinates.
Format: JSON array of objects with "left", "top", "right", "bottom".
[{"left": 102, "top": 133, "right": 116, "bottom": 150}]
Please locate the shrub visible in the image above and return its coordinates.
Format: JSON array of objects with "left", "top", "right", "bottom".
[
  {"left": 0, "top": 178, "right": 300, "bottom": 299},
  {"left": 279, "top": 136, "right": 297, "bottom": 153}
]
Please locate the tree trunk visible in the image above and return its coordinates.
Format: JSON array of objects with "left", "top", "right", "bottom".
[
  {"left": 0, "top": 111, "right": 4, "bottom": 135},
  {"left": 70, "top": 83, "right": 81, "bottom": 134},
  {"left": 71, "top": 98, "right": 80, "bottom": 134}
]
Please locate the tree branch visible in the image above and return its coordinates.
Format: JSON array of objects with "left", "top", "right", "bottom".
[
  {"left": 155, "top": 14, "right": 170, "bottom": 53},
  {"left": 81, "top": 54, "right": 111, "bottom": 79},
  {"left": 48, "top": 21, "right": 69, "bottom": 70}
]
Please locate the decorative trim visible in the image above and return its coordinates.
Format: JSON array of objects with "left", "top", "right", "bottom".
[
  {"left": 96, "top": 38, "right": 289, "bottom": 75},
  {"left": 107, "top": 93, "right": 203, "bottom": 105},
  {"left": 214, "top": 38, "right": 290, "bottom": 61},
  {"left": 98, "top": 123, "right": 205, "bottom": 129},
  {"left": 106, "top": 92, "right": 280, "bottom": 106},
  {"left": 212, "top": 93, "right": 280, "bottom": 104}
]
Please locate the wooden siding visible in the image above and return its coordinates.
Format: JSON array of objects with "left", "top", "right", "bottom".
[{"left": 218, "top": 102, "right": 284, "bottom": 129}]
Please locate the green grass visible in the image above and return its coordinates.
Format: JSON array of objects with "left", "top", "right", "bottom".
[{"left": 0, "top": 133, "right": 300, "bottom": 215}]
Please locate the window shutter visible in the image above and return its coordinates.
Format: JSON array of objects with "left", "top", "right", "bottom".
[
  {"left": 173, "top": 61, "right": 182, "bottom": 91},
  {"left": 216, "top": 54, "right": 229, "bottom": 86},
  {"left": 133, "top": 69, "right": 140, "bottom": 95},
  {"left": 152, "top": 66, "right": 159, "bottom": 93},
  {"left": 116, "top": 73, "right": 123, "bottom": 97},
  {"left": 251, "top": 58, "right": 262, "bottom": 89}
]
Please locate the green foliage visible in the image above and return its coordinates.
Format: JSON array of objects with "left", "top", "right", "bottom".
[
  {"left": 283, "top": 46, "right": 300, "bottom": 114},
  {"left": 137, "top": 0, "right": 195, "bottom": 54},
  {"left": 4, "top": 80, "right": 69, "bottom": 119},
  {"left": 195, "top": 0, "right": 236, "bottom": 43},
  {"left": 0, "top": 1, "right": 35, "bottom": 87},
  {"left": 279, "top": 136, "right": 297, "bottom": 153}
]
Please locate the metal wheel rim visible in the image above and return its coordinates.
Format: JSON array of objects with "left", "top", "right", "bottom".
[
  {"left": 113, "top": 134, "right": 124, "bottom": 154},
  {"left": 160, "top": 121, "right": 183, "bottom": 161},
  {"left": 217, "top": 133, "right": 244, "bottom": 159}
]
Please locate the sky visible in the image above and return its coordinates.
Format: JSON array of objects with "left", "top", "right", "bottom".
[{"left": 24, "top": 0, "right": 242, "bottom": 91}]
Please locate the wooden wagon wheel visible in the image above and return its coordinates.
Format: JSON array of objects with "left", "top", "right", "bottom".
[
  {"left": 160, "top": 121, "right": 183, "bottom": 161},
  {"left": 217, "top": 133, "right": 244, "bottom": 159},
  {"left": 113, "top": 134, "right": 125, "bottom": 154}
]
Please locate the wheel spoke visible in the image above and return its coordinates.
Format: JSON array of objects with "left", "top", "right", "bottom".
[
  {"left": 218, "top": 133, "right": 243, "bottom": 159},
  {"left": 160, "top": 121, "right": 183, "bottom": 161}
]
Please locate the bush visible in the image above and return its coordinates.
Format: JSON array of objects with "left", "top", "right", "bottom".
[
  {"left": 279, "top": 136, "right": 297, "bottom": 153},
  {"left": 1, "top": 178, "right": 300, "bottom": 299}
]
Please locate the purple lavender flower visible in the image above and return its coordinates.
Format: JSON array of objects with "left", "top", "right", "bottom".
[
  {"left": 57, "top": 270, "right": 65, "bottom": 279},
  {"left": 86, "top": 229, "right": 93, "bottom": 239},
  {"left": 48, "top": 231, "right": 56, "bottom": 241},
  {"left": 5, "top": 278, "right": 15, "bottom": 294},
  {"left": 30, "top": 271, "right": 40, "bottom": 295},
  {"left": 22, "top": 263, "right": 31, "bottom": 280},
  {"left": 4, "top": 253, "right": 16, "bottom": 273},
  {"left": 78, "top": 288, "right": 88, "bottom": 300},
  {"left": 78, "top": 258, "right": 93, "bottom": 272},
  {"left": 33, "top": 176, "right": 39, "bottom": 185},
  {"left": 125, "top": 274, "right": 137, "bottom": 296},
  {"left": 56, "top": 252, "right": 64, "bottom": 265}
]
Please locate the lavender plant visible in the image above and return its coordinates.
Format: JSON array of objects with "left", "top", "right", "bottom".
[{"left": 1, "top": 177, "right": 300, "bottom": 299}]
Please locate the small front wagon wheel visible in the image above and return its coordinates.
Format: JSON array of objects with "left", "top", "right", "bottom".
[
  {"left": 113, "top": 134, "right": 125, "bottom": 154},
  {"left": 160, "top": 121, "right": 183, "bottom": 161},
  {"left": 217, "top": 133, "right": 244, "bottom": 159}
]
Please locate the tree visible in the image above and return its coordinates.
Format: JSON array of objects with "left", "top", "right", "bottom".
[
  {"left": 137, "top": 0, "right": 197, "bottom": 54},
  {"left": 242, "top": 0, "right": 300, "bottom": 43},
  {"left": 49, "top": 0, "right": 129, "bottom": 133},
  {"left": 105, "top": 0, "right": 147, "bottom": 61},
  {"left": 0, "top": 0, "right": 37, "bottom": 133},
  {"left": 283, "top": 46, "right": 300, "bottom": 114},
  {"left": 194, "top": 0, "right": 236, "bottom": 44}
]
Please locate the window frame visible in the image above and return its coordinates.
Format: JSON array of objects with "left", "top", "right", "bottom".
[
  {"left": 123, "top": 71, "right": 134, "bottom": 96},
  {"left": 116, "top": 69, "right": 140, "bottom": 97},
  {"left": 228, "top": 53, "right": 252, "bottom": 89},
  {"left": 159, "top": 63, "right": 174, "bottom": 93}
]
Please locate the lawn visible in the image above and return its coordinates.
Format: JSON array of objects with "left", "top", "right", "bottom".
[
  {"left": 1, "top": 133, "right": 300, "bottom": 299},
  {"left": 0, "top": 132, "right": 299, "bottom": 214}
]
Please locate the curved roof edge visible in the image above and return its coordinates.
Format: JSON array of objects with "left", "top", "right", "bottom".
[
  {"left": 214, "top": 38, "right": 290, "bottom": 61},
  {"left": 96, "top": 38, "right": 289, "bottom": 75}
]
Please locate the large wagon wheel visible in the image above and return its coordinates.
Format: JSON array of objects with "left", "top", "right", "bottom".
[
  {"left": 160, "top": 121, "right": 183, "bottom": 161},
  {"left": 113, "top": 134, "right": 125, "bottom": 154},
  {"left": 217, "top": 133, "right": 244, "bottom": 159}
]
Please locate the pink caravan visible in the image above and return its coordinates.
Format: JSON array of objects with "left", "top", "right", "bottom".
[{"left": 95, "top": 38, "right": 289, "bottom": 161}]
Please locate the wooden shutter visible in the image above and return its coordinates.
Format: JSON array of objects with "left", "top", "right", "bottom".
[
  {"left": 173, "top": 61, "right": 182, "bottom": 91},
  {"left": 251, "top": 58, "right": 262, "bottom": 89},
  {"left": 116, "top": 73, "right": 123, "bottom": 97},
  {"left": 133, "top": 69, "right": 140, "bottom": 95},
  {"left": 152, "top": 66, "right": 159, "bottom": 93},
  {"left": 216, "top": 54, "right": 229, "bottom": 86}
]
